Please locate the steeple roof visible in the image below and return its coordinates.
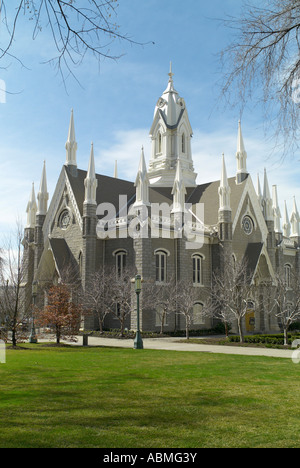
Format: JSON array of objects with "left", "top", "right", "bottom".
[
  {"left": 37, "top": 160, "right": 49, "bottom": 216},
  {"left": 26, "top": 183, "right": 37, "bottom": 228},
  {"left": 65, "top": 109, "right": 77, "bottom": 168}
]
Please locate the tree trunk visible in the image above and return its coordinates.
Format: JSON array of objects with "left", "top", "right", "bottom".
[
  {"left": 12, "top": 329, "right": 17, "bottom": 347},
  {"left": 283, "top": 327, "right": 288, "bottom": 346},
  {"left": 186, "top": 319, "right": 189, "bottom": 340},
  {"left": 238, "top": 317, "right": 244, "bottom": 343}
]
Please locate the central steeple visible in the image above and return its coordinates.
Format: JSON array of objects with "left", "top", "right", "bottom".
[{"left": 148, "top": 64, "right": 197, "bottom": 188}]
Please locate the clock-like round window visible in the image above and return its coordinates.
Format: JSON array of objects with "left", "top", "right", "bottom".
[
  {"left": 242, "top": 216, "right": 253, "bottom": 235},
  {"left": 59, "top": 210, "right": 71, "bottom": 230}
]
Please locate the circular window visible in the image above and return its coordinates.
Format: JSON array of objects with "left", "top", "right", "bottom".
[
  {"left": 59, "top": 210, "right": 71, "bottom": 230},
  {"left": 242, "top": 216, "right": 253, "bottom": 235}
]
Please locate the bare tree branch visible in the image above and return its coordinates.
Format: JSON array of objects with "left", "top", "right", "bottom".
[
  {"left": 219, "top": 0, "right": 300, "bottom": 158},
  {"left": 0, "top": 1, "right": 152, "bottom": 83}
]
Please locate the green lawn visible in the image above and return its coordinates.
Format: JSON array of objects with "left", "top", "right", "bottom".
[{"left": 0, "top": 344, "right": 300, "bottom": 448}]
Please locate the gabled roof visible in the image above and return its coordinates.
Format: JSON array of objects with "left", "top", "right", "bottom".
[
  {"left": 49, "top": 238, "right": 79, "bottom": 281},
  {"left": 148, "top": 176, "right": 247, "bottom": 228},
  {"left": 243, "top": 242, "right": 264, "bottom": 280},
  {"left": 65, "top": 166, "right": 136, "bottom": 217}
]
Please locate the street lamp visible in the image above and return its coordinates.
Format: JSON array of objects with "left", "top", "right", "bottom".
[
  {"left": 29, "top": 280, "right": 38, "bottom": 344},
  {"left": 134, "top": 275, "right": 143, "bottom": 349}
]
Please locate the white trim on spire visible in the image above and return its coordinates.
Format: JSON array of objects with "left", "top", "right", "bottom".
[
  {"left": 37, "top": 161, "right": 49, "bottom": 216},
  {"left": 290, "top": 196, "right": 300, "bottom": 238},
  {"left": 84, "top": 142, "right": 98, "bottom": 205},
  {"left": 65, "top": 109, "right": 77, "bottom": 167},
  {"left": 272, "top": 185, "right": 281, "bottom": 233},
  {"left": 257, "top": 174, "right": 263, "bottom": 210},
  {"left": 282, "top": 201, "right": 291, "bottom": 238},
  {"left": 26, "top": 183, "right": 37, "bottom": 228},
  {"left": 263, "top": 168, "right": 273, "bottom": 221},
  {"left": 114, "top": 160, "right": 118, "bottom": 179},
  {"left": 219, "top": 153, "right": 231, "bottom": 212},
  {"left": 236, "top": 120, "right": 248, "bottom": 183},
  {"left": 172, "top": 159, "right": 187, "bottom": 213},
  {"left": 134, "top": 146, "right": 150, "bottom": 207}
]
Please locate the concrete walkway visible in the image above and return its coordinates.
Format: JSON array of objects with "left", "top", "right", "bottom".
[{"left": 56, "top": 335, "right": 294, "bottom": 359}]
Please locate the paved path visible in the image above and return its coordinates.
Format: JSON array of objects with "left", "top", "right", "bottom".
[{"left": 55, "top": 335, "right": 294, "bottom": 359}]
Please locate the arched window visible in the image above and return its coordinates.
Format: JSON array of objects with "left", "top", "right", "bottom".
[
  {"left": 155, "top": 249, "right": 168, "bottom": 283},
  {"left": 182, "top": 133, "right": 186, "bottom": 154},
  {"left": 192, "top": 254, "right": 204, "bottom": 286},
  {"left": 193, "top": 302, "right": 205, "bottom": 325},
  {"left": 284, "top": 264, "right": 292, "bottom": 288},
  {"left": 157, "top": 132, "right": 162, "bottom": 154},
  {"left": 113, "top": 250, "right": 127, "bottom": 277}
]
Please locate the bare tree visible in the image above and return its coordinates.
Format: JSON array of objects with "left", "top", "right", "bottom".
[
  {"left": 0, "top": 223, "right": 31, "bottom": 346},
  {"left": 263, "top": 270, "right": 300, "bottom": 346},
  {"left": 0, "top": 1, "right": 150, "bottom": 82},
  {"left": 83, "top": 266, "right": 112, "bottom": 334},
  {"left": 109, "top": 267, "right": 135, "bottom": 337},
  {"left": 206, "top": 253, "right": 253, "bottom": 343},
  {"left": 143, "top": 278, "right": 178, "bottom": 335},
  {"left": 175, "top": 279, "right": 199, "bottom": 340},
  {"left": 219, "top": 0, "right": 300, "bottom": 156}
]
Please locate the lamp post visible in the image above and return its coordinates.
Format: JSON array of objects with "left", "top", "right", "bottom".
[
  {"left": 134, "top": 275, "right": 143, "bottom": 349},
  {"left": 29, "top": 280, "right": 38, "bottom": 344}
]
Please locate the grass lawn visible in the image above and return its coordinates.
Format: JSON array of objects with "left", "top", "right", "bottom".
[{"left": 1, "top": 344, "right": 300, "bottom": 448}]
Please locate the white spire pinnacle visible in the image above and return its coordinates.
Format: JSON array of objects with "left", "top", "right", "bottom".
[
  {"left": 263, "top": 168, "right": 273, "bottom": 221},
  {"left": 84, "top": 143, "right": 98, "bottom": 205},
  {"left": 134, "top": 146, "right": 150, "bottom": 207},
  {"left": 26, "top": 183, "right": 37, "bottom": 228},
  {"left": 65, "top": 109, "right": 77, "bottom": 167},
  {"left": 114, "top": 160, "right": 118, "bottom": 179},
  {"left": 272, "top": 185, "right": 281, "bottom": 233},
  {"left": 236, "top": 120, "right": 248, "bottom": 183},
  {"left": 257, "top": 174, "right": 263, "bottom": 209},
  {"left": 37, "top": 161, "right": 49, "bottom": 216},
  {"left": 172, "top": 159, "right": 187, "bottom": 213},
  {"left": 290, "top": 196, "right": 300, "bottom": 237},
  {"left": 219, "top": 153, "right": 231, "bottom": 212},
  {"left": 282, "top": 200, "right": 291, "bottom": 238}
]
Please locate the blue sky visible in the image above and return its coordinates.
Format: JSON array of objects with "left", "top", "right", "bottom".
[{"left": 0, "top": 0, "right": 299, "bottom": 238}]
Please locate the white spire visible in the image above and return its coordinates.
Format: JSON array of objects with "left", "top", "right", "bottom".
[
  {"left": 84, "top": 143, "right": 98, "bottom": 205},
  {"left": 26, "top": 183, "right": 37, "bottom": 228},
  {"left": 272, "top": 185, "right": 281, "bottom": 233},
  {"left": 219, "top": 153, "right": 231, "bottom": 212},
  {"left": 65, "top": 109, "right": 77, "bottom": 167},
  {"left": 282, "top": 200, "right": 291, "bottom": 238},
  {"left": 290, "top": 197, "right": 300, "bottom": 237},
  {"left": 257, "top": 174, "right": 263, "bottom": 210},
  {"left": 172, "top": 159, "right": 187, "bottom": 213},
  {"left": 114, "top": 160, "right": 118, "bottom": 179},
  {"left": 236, "top": 120, "right": 248, "bottom": 183},
  {"left": 37, "top": 161, "right": 49, "bottom": 216},
  {"left": 263, "top": 168, "right": 273, "bottom": 221},
  {"left": 148, "top": 66, "right": 197, "bottom": 188},
  {"left": 134, "top": 146, "right": 150, "bottom": 207}
]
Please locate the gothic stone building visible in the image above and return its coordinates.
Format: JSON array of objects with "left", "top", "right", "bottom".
[{"left": 22, "top": 69, "right": 300, "bottom": 334}]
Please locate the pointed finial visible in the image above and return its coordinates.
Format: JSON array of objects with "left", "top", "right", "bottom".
[
  {"left": 65, "top": 108, "right": 77, "bottom": 168},
  {"left": 236, "top": 120, "right": 248, "bottom": 183},
  {"left": 37, "top": 160, "right": 49, "bottom": 216},
  {"left": 219, "top": 153, "right": 231, "bottom": 212},
  {"left": 84, "top": 142, "right": 98, "bottom": 205},
  {"left": 169, "top": 62, "right": 174, "bottom": 81},
  {"left": 26, "top": 183, "right": 37, "bottom": 228},
  {"left": 282, "top": 200, "right": 291, "bottom": 238},
  {"left": 114, "top": 160, "right": 118, "bottom": 179},
  {"left": 272, "top": 185, "right": 281, "bottom": 233},
  {"left": 290, "top": 196, "right": 300, "bottom": 237}
]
